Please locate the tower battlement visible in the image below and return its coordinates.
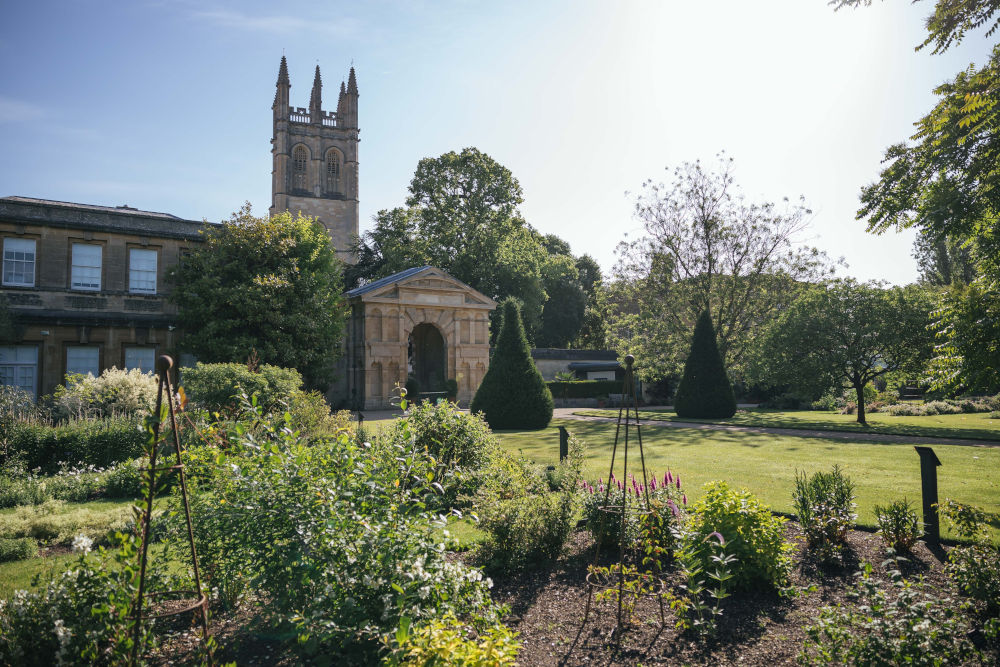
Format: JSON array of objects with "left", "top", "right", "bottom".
[{"left": 269, "top": 56, "right": 359, "bottom": 262}]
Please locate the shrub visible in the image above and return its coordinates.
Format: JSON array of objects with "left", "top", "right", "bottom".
[
  {"left": 287, "top": 389, "right": 354, "bottom": 440},
  {"left": 471, "top": 299, "right": 553, "bottom": 430},
  {"left": 990, "top": 411, "right": 1000, "bottom": 419},
  {"left": 50, "top": 367, "right": 158, "bottom": 421},
  {"left": 793, "top": 466, "right": 857, "bottom": 562},
  {"left": 546, "top": 380, "right": 621, "bottom": 400},
  {"left": 104, "top": 458, "right": 145, "bottom": 498},
  {"left": 582, "top": 469, "right": 686, "bottom": 554},
  {"left": 685, "top": 481, "right": 793, "bottom": 591},
  {"left": 673, "top": 310, "right": 736, "bottom": 419},
  {"left": 385, "top": 615, "right": 520, "bottom": 666},
  {"left": 0, "top": 537, "right": 37, "bottom": 562},
  {"left": 810, "top": 393, "right": 839, "bottom": 411},
  {"left": 873, "top": 499, "right": 921, "bottom": 553},
  {"left": 938, "top": 499, "right": 1000, "bottom": 618},
  {"left": 799, "top": 562, "right": 982, "bottom": 666},
  {"left": 477, "top": 490, "right": 578, "bottom": 573},
  {"left": 445, "top": 378, "right": 458, "bottom": 402},
  {"left": 179, "top": 361, "right": 302, "bottom": 415},
  {"left": 394, "top": 400, "right": 498, "bottom": 470},
  {"left": 4, "top": 417, "right": 146, "bottom": 472}
]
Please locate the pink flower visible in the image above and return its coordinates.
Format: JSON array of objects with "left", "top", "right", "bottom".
[
  {"left": 666, "top": 470, "right": 673, "bottom": 484},
  {"left": 709, "top": 532, "right": 725, "bottom": 545},
  {"left": 650, "top": 478, "right": 657, "bottom": 490},
  {"left": 682, "top": 494, "right": 687, "bottom": 505},
  {"left": 676, "top": 475, "right": 681, "bottom": 490}
]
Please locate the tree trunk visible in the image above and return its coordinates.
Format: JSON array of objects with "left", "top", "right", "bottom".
[{"left": 855, "top": 383, "right": 867, "bottom": 425}]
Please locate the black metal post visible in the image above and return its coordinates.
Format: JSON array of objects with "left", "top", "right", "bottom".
[
  {"left": 914, "top": 446, "right": 942, "bottom": 544},
  {"left": 559, "top": 426, "right": 569, "bottom": 461}
]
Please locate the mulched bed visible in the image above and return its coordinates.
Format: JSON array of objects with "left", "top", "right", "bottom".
[{"left": 150, "top": 522, "right": 968, "bottom": 665}]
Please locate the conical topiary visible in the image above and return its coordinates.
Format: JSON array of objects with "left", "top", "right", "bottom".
[
  {"left": 471, "top": 299, "right": 554, "bottom": 429},
  {"left": 674, "top": 310, "right": 736, "bottom": 418}
]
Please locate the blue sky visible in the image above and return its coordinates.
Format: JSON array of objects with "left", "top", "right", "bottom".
[{"left": 0, "top": 0, "right": 992, "bottom": 284}]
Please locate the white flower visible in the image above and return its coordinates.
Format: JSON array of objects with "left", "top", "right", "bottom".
[{"left": 71, "top": 535, "right": 93, "bottom": 554}]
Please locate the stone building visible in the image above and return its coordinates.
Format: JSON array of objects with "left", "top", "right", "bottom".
[
  {"left": 342, "top": 266, "right": 495, "bottom": 409},
  {"left": 269, "top": 57, "right": 359, "bottom": 262},
  {"left": 0, "top": 196, "right": 205, "bottom": 396}
]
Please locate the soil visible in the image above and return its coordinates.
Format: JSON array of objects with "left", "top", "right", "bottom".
[{"left": 149, "top": 522, "right": 982, "bottom": 666}]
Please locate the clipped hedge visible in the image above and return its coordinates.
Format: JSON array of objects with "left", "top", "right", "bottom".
[
  {"left": 674, "top": 310, "right": 736, "bottom": 419},
  {"left": 3, "top": 418, "right": 146, "bottom": 472},
  {"left": 546, "top": 380, "right": 621, "bottom": 399}
]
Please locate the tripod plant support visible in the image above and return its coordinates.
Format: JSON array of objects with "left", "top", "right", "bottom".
[{"left": 130, "top": 355, "right": 211, "bottom": 665}]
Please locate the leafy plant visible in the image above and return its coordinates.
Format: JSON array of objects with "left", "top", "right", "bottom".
[
  {"left": 476, "top": 489, "right": 578, "bottom": 573},
  {"left": 798, "top": 561, "right": 982, "bottom": 666},
  {"left": 384, "top": 615, "right": 520, "bottom": 666},
  {"left": 582, "top": 469, "right": 686, "bottom": 553},
  {"left": 938, "top": 499, "right": 1000, "bottom": 619},
  {"left": 2, "top": 417, "right": 146, "bottom": 473},
  {"left": 686, "top": 481, "right": 793, "bottom": 591},
  {"left": 793, "top": 466, "right": 857, "bottom": 562},
  {"left": 666, "top": 530, "right": 736, "bottom": 638},
  {"left": 873, "top": 499, "right": 921, "bottom": 553},
  {"left": 0, "top": 537, "right": 37, "bottom": 562},
  {"left": 50, "top": 367, "right": 158, "bottom": 421},
  {"left": 588, "top": 563, "right": 661, "bottom": 627},
  {"left": 179, "top": 361, "right": 303, "bottom": 416}
]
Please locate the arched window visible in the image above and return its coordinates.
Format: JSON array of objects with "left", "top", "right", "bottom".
[
  {"left": 325, "top": 149, "right": 341, "bottom": 194},
  {"left": 292, "top": 146, "right": 308, "bottom": 191}
]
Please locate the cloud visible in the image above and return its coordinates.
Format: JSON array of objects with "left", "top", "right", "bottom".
[
  {"left": 0, "top": 97, "right": 47, "bottom": 123},
  {"left": 191, "top": 8, "right": 364, "bottom": 39}
]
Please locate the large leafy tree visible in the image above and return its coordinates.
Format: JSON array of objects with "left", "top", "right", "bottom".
[
  {"left": 750, "top": 280, "right": 934, "bottom": 424},
  {"left": 836, "top": 0, "right": 1000, "bottom": 393},
  {"left": 537, "top": 254, "right": 587, "bottom": 348},
  {"left": 605, "top": 156, "right": 830, "bottom": 382},
  {"left": 169, "top": 204, "right": 347, "bottom": 390},
  {"left": 573, "top": 254, "right": 607, "bottom": 349}
]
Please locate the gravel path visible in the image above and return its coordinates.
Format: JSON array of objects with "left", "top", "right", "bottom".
[{"left": 553, "top": 407, "right": 1000, "bottom": 448}]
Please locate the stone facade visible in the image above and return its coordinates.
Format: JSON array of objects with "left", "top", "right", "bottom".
[
  {"left": 342, "top": 266, "right": 496, "bottom": 409},
  {"left": 0, "top": 197, "right": 206, "bottom": 396},
  {"left": 269, "top": 57, "right": 359, "bottom": 261}
]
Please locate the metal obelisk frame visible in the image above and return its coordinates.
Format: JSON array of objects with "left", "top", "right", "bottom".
[
  {"left": 582, "top": 354, "right": 665, "bottom": 636},
  {"left": 130, "top": 355, "right": 211, "bottom": 665}
]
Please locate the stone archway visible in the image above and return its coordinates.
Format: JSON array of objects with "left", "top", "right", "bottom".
[{"left": 408, "top": 323, "right": 446, "bottom": 393}]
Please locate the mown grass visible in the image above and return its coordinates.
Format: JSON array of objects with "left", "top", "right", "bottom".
[
  {"left": 497, "top": 419, "right": 1000, "bottom": 542},
  {"left": 574, "top": 408, "right": 1000, "bottom": 441},
  {"left": 0, "top": 551, "right": 80, "bottom": 599}
]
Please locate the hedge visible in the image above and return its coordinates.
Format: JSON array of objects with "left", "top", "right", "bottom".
[
  {"left": 546, "top": 380, "right": 622, "bottom": 399},
  {"left": 2, "top": 418, "right": 146, "bottom": 473}
]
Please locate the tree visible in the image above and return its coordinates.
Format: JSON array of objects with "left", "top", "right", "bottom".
[
  {"left": 750, "top": 280, "right": 934, "bottom": 424},
  {"left": 537, "top": 254, "right": 587, "bottom": 348},
  {"left": 606, "top": 156, "right": 830, "bottom": 382},
  {"left": 912, "top": 230, "right": 978, "bottom": 286},
  {"left": 573, "top": 254, "right": 607, "bottom": 349},
  {"left": 470, "top": 299, "right": 553, "bottom": 430},
  {"left": 350, "top": 148, "right": 550, "bottom": 340},
  {"left": 835, "top": 0, "right": 1000, "bottom": 394},
  {"left": 168, "top": 204, "right": 347, "bottom": 390},
  {"left": 673, "top": 310, "right": 737, "bottom": 419}
]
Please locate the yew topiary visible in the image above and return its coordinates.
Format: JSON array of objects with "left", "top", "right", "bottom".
[
  {"left": 674, "top": 310, "right": 736, "bottom": 418},
  {"left": 471, "top": 299, "right": 553, "bottom": 429}
]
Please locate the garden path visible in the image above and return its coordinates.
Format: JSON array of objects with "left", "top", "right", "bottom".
[{"left": 553, "top": 407, "right": 1000, "bottom": 448}]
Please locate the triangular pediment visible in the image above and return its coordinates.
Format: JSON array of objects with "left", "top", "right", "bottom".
[{"left": 347, "top": 266, "right": 496, "bottom": 309}]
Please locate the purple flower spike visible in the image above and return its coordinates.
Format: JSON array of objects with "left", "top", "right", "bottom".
[
  {"left": 682, "top": 494, "right": 688, "bottom": 505},
  {"left": 709, "top": 532, "right": 725, "bottom": 545},
  {"left": 676, "top": 476, "right": 681, "bottom": 490},
  {"left": 650, "top": 478, "right": 657, "bottom": 490}
]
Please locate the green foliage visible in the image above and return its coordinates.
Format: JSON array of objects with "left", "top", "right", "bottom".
[
  {"left": 176, "top": 406, "right": 501, "bottom": 660},
  {"left": 939, "top": 499, "right": 1000, "bottom": 618},
  {"left": 0, "top": 533, "right": 156, "bottom": 666},
  {"left": 0, "top": 499, "right": 132, "bottom": 547},
  {"left": 582, "top": 469, "right": 685, "bottom": 553},
  {"left": 537, "top": 253, "right": 587, "bottom": 347},
  {"left": 605, "top": 155, "right": 829, "bottom": 382},
  {"left": 476, "top": 490, "right": 578, "bottom": 573},
  {"left": 674, "top": 310, "right": 737, "bottom": 419},
  {"left": 913, "top": 229, "right": 978, "bottom": 286},
  {"left": 750, "top": 280, "right": 935, "bottom": 423},
  {"left": 50, "top": 367, "right": 158, "bottom": 421},
  {"left": 666, "top": 530, "right": 737, "bottom": 638},
  {"left": 793, "top": 466, "right": 857, "bottom": 563},
  {"left": 445, "top": 378, "right": 458, "bottom": 401},
  {"left": 179, "top": 361, "right": 303, "bottom": 415},
  {"left": 384, "top": 615, "right": 520, "bottom": 666},
  {"left": 798, "top": 561, "right": 982, "bottom": 666},
  {"left": 168, "top": 204, "right": 347, "bottom": 389},
  {"left": 686, "top": 481, "right": 793, "bottom": 591},
  {"left": 0, "top": 537, "right": 37, "bottom": 562},
  {"left": 3, "top": 417, "right": 146, "bottom": 472},
  {"left": 545, "top": 379, "right": 620, "bottom": 399},
  {"left": 471, "top": 300, "right": 553, "bottom": 430},
  {"left": 0, "top": 460, "right": 145, "bottom": 509},
  {"left": 926, "top": 280, "right": 1000, "bottom": 394},
  {"left": 874, "top": 499, "right": 922, "bottom": 553}
]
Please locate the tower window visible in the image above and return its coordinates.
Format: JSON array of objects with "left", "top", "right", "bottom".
[
  {"left": 292, "top": 146, "right": 308, "bottom": 191},
  {"left": 326, "top": 150, "right": 341, "bottom": 194}
]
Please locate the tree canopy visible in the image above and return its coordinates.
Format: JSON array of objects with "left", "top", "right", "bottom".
[
  {"left": 749, "top": 280, "right": 934, "bottom": 424},
  {"left": 604, "top": 156, "right": 831, "bottom": 382},
  {"left": 168, "top": 204, "right": 347, "bottom": 390}
]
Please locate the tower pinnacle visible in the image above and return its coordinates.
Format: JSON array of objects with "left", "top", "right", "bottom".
[{"left": 309, "top": 64, "right": 322, "bottom": 122}]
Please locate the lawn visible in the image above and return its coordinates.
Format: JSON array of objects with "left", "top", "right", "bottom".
[
  {"left": 574, "top": 407, "right": 1000, "bottom": 441},
  {"left": 497, "top": 418, "right": 1000, "bottom": 541}
]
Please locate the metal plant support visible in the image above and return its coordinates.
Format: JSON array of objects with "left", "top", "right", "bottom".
[
  {"left": 582, "top": 354, "right": 665, "bottom": 636},
  {"left": 130, "top": 355, "right": 211, "bottom": 664}
]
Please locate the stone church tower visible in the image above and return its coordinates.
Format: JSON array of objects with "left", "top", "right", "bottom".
[{"left": 269, "top": 57, "right": 359, "bottom": 261}]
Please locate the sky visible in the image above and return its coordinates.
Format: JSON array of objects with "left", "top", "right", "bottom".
[{"left": 0, "top": 0, "right": 993, "bottom": 285}]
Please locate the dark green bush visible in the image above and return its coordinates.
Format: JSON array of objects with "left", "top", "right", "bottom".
[
  {"left": 471, "top": 299, "right": 553, "bottom": 429},
  {"left": 686, "top": 481, "right": 793, "bottom": 591},
  {"left": 179, "top": 362, "right": 303, "bottom": 415},
  {"left": 104, "top": 459, "right": 144, "bottom": 498},
  {"left": 674, "top": 310, "right": 736, "bottom": 419},
  {"left": 874, "top": 499, "right": 921, "bottom": 553},
  {"left": 389, "top": 400, "right": 498, "bottom": 470},
  {"left": 793, "top": 465, "right": 857, "bottom": 562},
  {"left": 546, "top": 380, "right": 621, "bottom": 399},
  {"left": 0, "top": 537, "right": 37, "bottom": 562},
  {"left": 445, "top": 378, "right": 458, "bottom": 401},
  {"left": 477, "top": 491, "right": 577, "bottom": 573},
  {"left": 4, "top": 418, "right": 145, "bottom": 472}
]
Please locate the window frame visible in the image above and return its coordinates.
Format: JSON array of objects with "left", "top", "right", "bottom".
[
  {"left": 70, "top": 243, "right": 102, "bottom": 292},
  {"left": 0, "top": 344, "right": 39, "bottom": 397},
  {"left": 128, "top": 248, "right": 158, "bottom": 294},
  {"left": 124, "top": 346, "right": 156, "bottom": 373},
  {"left": 65, "top": 345, "right": 100, "bottom": 379},
  {"left": 2, "top": 237, "right": 37, "bottom": 287}
]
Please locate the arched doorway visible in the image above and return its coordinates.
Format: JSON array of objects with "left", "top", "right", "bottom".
[{"left": 408, "top": 323, "right": 446, "bottom": 394}]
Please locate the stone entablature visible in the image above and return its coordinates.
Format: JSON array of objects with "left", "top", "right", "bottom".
[{"left": 343, "top": 266, "right": 496, "bottom": 410}]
